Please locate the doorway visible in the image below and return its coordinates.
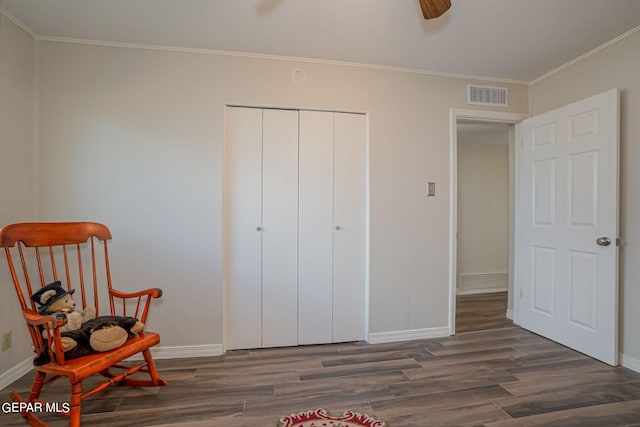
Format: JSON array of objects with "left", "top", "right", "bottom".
[
  {"left": 455, "top": 120, "right": 513, "bottom": 333},
  {"left": 448, "top": 109, "right": 528, "bottom": 335},
  {"left": 450, "top": 90, "right": 619, "bottom": 364}
]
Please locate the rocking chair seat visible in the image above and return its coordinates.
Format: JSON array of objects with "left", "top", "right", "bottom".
[{"left": 37, "top": 331, "right": 161, "bottom": 383}]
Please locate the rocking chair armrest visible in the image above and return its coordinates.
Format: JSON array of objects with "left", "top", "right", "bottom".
[
  {"left": 22, "top": 309, "right": 68, "bottom": 364},
  {"left": 109, "top": 288, "right": 163, "bottom": 323},
  {"left": 22, "top": 309, "right": 59, "bottom": 327},
  {"left": 110, "top": 288, "right": 163, "bottom": 299}
]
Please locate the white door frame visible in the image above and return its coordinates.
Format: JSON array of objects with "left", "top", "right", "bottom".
[{"left": 449, "top": 108, "right": 529, "bottom": 335}]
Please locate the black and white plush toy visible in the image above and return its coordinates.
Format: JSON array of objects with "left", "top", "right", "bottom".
[{"left": 31, "top": 281, "right": 144, "bottom": 364}]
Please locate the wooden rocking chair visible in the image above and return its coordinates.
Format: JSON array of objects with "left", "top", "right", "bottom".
[{"left": 0, "top": 222, "right": 167, "bottom": 426}]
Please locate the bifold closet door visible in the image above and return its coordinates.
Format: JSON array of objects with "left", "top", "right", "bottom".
[
  {"left": 261, "top": 109, "right": 299, "bottom": 348},
  {"left": 226, "top": 107, "right": 365, "bottom": 350},
  {"left": 298, "top": 111, "right": 366, "bottom": 344},
  {"left": 224, "top": 107, "right": 263, "bottom": 350},
  {"left": 333, "top": 112, "right": 366, "bottom": 342},
  {"left": 225, "top": 107, "right": 299, "bottom": 350},
  {"left": 298, "top": 111, "right": 334, "bottom": 345}
]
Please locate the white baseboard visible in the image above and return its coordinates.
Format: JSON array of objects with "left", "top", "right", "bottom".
[
  {"left": 457, "top": 286, "right": 508, "bottom": 295},
  {"left": 620, "top": 353, "right": 640, "bottom": 373},
  {"left": 368, "top": 327, "right": 449, "bottom": 344},
  {"left": 506, "top": 309, "right": 514, "bottom": 320},
  {"left": 136, "top": 344, "right": 224, "bottom": 359},
  {"left": 127, "top": 344, "right": 224, "bottom": 361},
  {"left": 0, "top": 357, "right": 33, "bottom": 390},
  {"left": 151, "top": 344, "right": 224, "bottom": 359},
  {"left": 458, "top": 272, "right": 508, "bottom": 293}
]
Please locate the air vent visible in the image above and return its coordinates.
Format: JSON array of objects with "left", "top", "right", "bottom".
[{"left": 467, "top": 85, "right": 508, "bottom": 107}]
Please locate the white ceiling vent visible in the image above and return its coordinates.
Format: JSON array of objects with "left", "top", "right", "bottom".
[{"left": 467, "top": 85, "right": 508, "bottom": 107}]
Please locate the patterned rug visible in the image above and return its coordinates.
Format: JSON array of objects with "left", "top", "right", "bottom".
[{"left": 278, "top": 408, "right": 388, "bottom": 427}]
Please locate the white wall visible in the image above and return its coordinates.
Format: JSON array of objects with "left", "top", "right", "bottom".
[
  {"left": 0, "top": 15, "right": 36, "bottom": 377},
  {"left": 530, "top": 28, "right": 640, "bottom": 364},
  {"left": 456, "top": 125, "right": 509, "bottom": 292},
  {"left": 27, "top": 39, "right": 529, "bottom": 351}
]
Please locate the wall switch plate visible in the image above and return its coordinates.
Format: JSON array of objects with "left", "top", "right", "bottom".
[
  {"left": 1, "top": 330, "right": 12, "bottom": 351},
  {"left": 427, "top": 182, "right": 436, "bottom": 197}
]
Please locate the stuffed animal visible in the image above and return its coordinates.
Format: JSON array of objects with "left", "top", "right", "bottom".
[
  {"left": 31, "top": 281, "right": 145, "bottom": 364},
  {"left": 31, "top": 281, "right": 96, "bottom": 332}
]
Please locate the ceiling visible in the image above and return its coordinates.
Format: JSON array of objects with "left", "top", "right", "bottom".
[{"left": 2, "top": 0, "right": 640, "bottom": 82}]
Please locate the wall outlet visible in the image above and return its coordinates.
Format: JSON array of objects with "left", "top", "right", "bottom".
[{"left": 1, "top": 330, "right": 12, "bottom": 351}]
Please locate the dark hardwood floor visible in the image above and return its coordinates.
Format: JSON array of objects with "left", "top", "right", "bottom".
[
  {"left": 456, "top": 291, "right": 513, "bottom": 333},
  {"left": 3, "top": 326, "right": 640, "bottom": 426}
]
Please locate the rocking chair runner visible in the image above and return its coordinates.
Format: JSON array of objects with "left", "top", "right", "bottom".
[{"left": 0, "top": 222, "right": 167, "bottom": 426}]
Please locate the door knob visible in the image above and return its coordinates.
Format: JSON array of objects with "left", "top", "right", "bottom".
[
  {"left": 335, "top": 225, "right": 341, "bottom": 231},
  {"left": 596, "top": 237, "right": 611, "bottom": 246},
  {"left": 256, "top": 226, "right": 263, "bottom": 232}
]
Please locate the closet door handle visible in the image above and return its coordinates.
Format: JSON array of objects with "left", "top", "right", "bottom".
[
  {"left": 335, "top": 225, "right": 341, "bottom": 231},
  {"left": 256, "top": 226, "right": 263, "bottom": 232}
]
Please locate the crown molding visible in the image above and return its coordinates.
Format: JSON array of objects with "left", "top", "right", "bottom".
[
  {"left": 530, "top": 24, "right": 640, "bottom": 86},
  {"left": 0, "top": 6, "right": 38, "bottom": 39},
  {"left": 36, "top": 34, "right": 529, "bottom": 85}
]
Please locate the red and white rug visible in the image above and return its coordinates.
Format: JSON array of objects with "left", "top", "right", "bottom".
[{"left": 278, "top": 408, "right": 388, "bottom": 427}]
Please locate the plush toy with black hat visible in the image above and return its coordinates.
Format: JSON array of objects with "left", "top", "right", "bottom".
[
  {"left": 31, "top": 281, "right": 96, "bottom": 332},
  {"left": 31, "top": 281, "right": 145, "bottom": 365}
]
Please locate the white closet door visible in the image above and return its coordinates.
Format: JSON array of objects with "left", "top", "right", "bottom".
[
  {"left": 333, "top": 113, "right": 366, "bottom": 342},
  {"left": 298, "top": 111, "right": 334, "bottom": 344},
  {"left": 261, "top": 109, "right": 299, "bottom": 347},
  {"left": 224, "top": 107, "right": 263, "bottom": 350}
]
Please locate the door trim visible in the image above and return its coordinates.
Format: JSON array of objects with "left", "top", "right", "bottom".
[{"left": 448, "top": 109, "right": 529, "bottom": 335}]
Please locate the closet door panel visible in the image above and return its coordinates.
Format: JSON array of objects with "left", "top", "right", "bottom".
[
  {"left": 298, "top": 110, "right": 334, "bottom": 344},
  {"left": 262, "top": 109, "right": 299, "bottom": 347},
  {"left": 333, "top": 113, "right": 367, "bottom": 342},
  {"left": 224, "top": 107, "right": 263, "bottom": 350}
]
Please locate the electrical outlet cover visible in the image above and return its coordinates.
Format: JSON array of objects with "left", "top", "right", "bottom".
[{"left": 1, "top": 330, "right": 12, "bottom": 351}]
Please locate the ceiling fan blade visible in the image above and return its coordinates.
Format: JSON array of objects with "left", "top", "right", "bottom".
[{"left": 418, "top": 0, "right": 452, "bottom": 19}]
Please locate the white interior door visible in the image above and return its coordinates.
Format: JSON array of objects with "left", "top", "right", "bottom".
[
  {"left": 298, "top": 110, "right": 334, "bottom": 345},
  {"left": 333, "top": 112, "right": 367, "bottom": 342},
  {"left": 224, "top": 107, "right": 263, "bottom": 350},
  {"left": 261, "top": 109, "right": 299, "bottom": 348},
  {"left": 517, "top": 88, "right": 619, "bottom": 365}
]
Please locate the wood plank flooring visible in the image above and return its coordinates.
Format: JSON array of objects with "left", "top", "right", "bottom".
[
  {"left": 456, "top": 292, "right": 513, "bottom": 333},
  {"left": 3, "top": 327, "right": 640, "bottom": 426}
]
